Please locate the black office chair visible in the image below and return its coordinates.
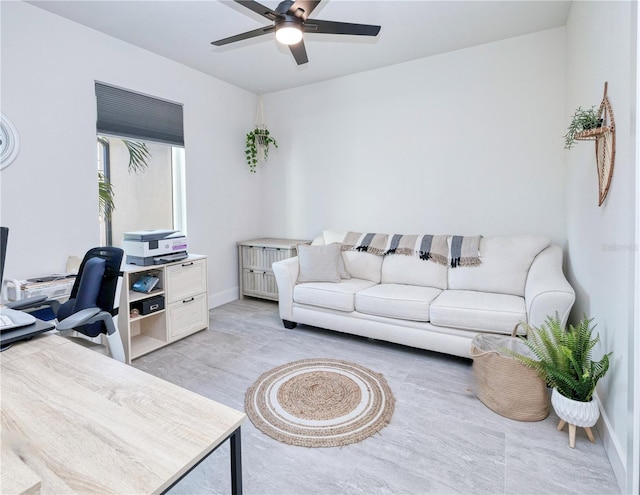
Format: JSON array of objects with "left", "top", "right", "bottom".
[{"left": 11, "top": 247, "right": 126, "bottom": 362}]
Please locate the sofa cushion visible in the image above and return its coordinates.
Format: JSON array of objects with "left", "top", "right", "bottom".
[
  {"left": 448, "top": 235, "right": 550, "bottom": 296},
  {"left": 294, "top": 279, "right": 378, "bottom": 312},
  {"left": 430, "top": 290, "right": 526, "bottom": 334},
  {"left": 355, "top": 284, "right": 442, "bottom": 322},
  {"left": 381, "top": 255, "right": 447, "bottom": 290},
  {"left": 297, "top": 243, "right": 341, "bottom": 283},
  {"left": 323, "top": 230, "right": 347, "bottom": 244},
  {"left": 342, "top": 251, "right": 383, "bottom": 283}
]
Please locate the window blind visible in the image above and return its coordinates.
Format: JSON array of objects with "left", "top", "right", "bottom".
[{"left": 95, "top": 82, "right": 184, "bottom": 146}]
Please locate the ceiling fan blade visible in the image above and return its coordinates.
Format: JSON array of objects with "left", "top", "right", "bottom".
[
  {"left": 304, "top": 19, "right": 381, "bottom": 36},
  {"left": 211, "top": 25, "right": 275, "bottom": 46},
  {"left": 289, "top": 39, "right": 309, "bottom": 65},
  {"left": 234, "top": 0, "right": 279, "bottom": 21},
  {"left": 287, "top": 0, "right": 321, "bottom": 21}
]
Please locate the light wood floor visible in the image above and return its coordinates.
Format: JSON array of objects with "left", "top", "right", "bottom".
[{"left": 133, "top": 298, "right": 620, "bottom": 495}]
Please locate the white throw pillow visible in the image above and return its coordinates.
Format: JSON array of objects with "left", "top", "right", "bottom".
[
  {"left": 297, "top": 243, "right": 341, "bottom": 283},
  {"left": 337, "top": 250, "right": 351, "bottom": 279}
]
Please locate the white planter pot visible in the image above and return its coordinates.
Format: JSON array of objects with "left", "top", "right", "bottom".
[{"left": 551, "top": 388, "right": 600, "bottom": 427}]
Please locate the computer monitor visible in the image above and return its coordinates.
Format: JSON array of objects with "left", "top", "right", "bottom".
[
  {"left": 0, "top": 226, "right": 8, "bottom": 288},
  {"left": 0, "top": 226, "right": 52, "bottom": 349}
]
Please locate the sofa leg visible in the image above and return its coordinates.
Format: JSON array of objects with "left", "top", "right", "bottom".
[{"left": 282, "top": 320, "right": 297, "bottom": 329}]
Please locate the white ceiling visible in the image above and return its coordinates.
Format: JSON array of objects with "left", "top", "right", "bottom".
[{"left": 28, "top": 0, "right": 571, "bottom": 94}]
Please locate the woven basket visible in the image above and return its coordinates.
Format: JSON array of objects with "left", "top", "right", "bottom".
[{"left": 470, "top": 326, "right": 550, "bottom": 422}]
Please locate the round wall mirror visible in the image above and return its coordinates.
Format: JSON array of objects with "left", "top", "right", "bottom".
[{"left": 0, "top": 113, "right": 21, "bottom": 171}]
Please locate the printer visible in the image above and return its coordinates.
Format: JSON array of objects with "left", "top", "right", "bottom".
[{"left": 123, "top": 230, "right": 189, "bottom": 266}]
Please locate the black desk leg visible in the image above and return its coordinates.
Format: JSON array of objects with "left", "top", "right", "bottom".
[{"left": 230, "top": 428, "right": 242, "bottom": 495}]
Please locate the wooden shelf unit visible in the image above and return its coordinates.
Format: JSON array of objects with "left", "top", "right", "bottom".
[{"left": 119, "top": 255, "right": 208, "bottom": 363}]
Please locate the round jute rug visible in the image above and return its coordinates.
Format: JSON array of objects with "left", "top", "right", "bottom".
[{"left": 244, "top": 358, "right": 395, "bottom": 448}]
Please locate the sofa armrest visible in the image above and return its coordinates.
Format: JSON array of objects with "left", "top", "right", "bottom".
[
  {"left": 525, "top": 245, "right": 575, "bottom": 328},
  {"left": 272, "top": 256, "right": 299, "bottom": 321}
]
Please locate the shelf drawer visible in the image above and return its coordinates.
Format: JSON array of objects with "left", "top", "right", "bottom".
[
  {"left": 166, "top": 259, "right": 207, "bottom": 303},
  {"left": 167, "top": 292, "right": 208, "bottom": 340},
  {"left": 242, "top": 269, "right": 279, "bottom": 299},
  {"left": 241, "top": 246, "right": 296, "bottom": 270}
]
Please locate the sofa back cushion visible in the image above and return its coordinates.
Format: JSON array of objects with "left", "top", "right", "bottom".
[
  {"left": 323, "top": 230, "right": 347, "bottom": 245},
  {"left": 342, "top": 251, "right": 383, "bottom": 283},
  {"left": 311, "top": 235, "right": 325, "bottom": 246},
  {"left": 448, "top": 235, "right": 550, "bottom": 296},
  {"left": 322, "top": 230, "right": 382, "bottom": 282},
  {"left": 381, "top": 255, "right": 447, "bottom": 289}
]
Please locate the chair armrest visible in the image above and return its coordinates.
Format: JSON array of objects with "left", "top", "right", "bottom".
[
  {"left": 57, "top": 307, "right": 125, "bottom": 362},
  {"left": 525, "top": 245, "right": 575, "bottom": 328},
  {"left": 57, "top": 307, "right": 101, "bottom": 331},
  {"left": 6, "top": 295, "right": 49, "bottom": 310},
  {"left": 272, "top": 257, "right": 299, "bottom": 321}
]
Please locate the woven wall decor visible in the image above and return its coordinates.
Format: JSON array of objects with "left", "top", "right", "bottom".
[{"left": 575, "top": 82, "right": 616, "bottom": 206}]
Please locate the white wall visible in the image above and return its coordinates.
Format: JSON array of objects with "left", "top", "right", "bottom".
[
  {"left": 261, "top": 28, "right": 567, "bottom": 245},
  {"left": 565, "top": 2, "right": 637, "bottom": 492},
  {"left": 0, "top": 1, "right": 260, "bottom": 306},
  {"left": 0, "top": 4, "right": 569, "bottom": 304}
]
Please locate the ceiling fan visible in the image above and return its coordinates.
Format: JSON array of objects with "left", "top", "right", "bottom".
[{"left": 211, "top": 0, "right": 381, "bottom": 65}]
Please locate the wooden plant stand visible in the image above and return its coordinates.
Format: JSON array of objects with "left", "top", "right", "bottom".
[{"left": 557, "top": 419, "right": 596, "bottom": 449}]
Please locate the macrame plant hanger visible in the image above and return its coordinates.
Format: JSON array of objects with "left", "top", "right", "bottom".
[
  {"left": 574, "top": 82, "right": 616, "bottom": 206},
  {"left": 254, "top": 96, "right": 268, "bottom": 160}
]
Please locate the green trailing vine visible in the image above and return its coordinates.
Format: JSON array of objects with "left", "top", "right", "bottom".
[
  {"left": 506, "top": 314, "right": 611, "bottom": 402},
  {"left": 564, "top": 106, "right": 602, "bottom": 150},
  {"left": 245, "top": 127, "right": 278, "bottom": 173}
]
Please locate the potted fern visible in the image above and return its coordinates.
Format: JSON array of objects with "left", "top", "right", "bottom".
[{"left": 508, "top": 314, "right": 611, "bottom": 446}]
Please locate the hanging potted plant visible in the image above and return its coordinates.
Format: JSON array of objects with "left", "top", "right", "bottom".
[
  {"left": 245, "top": 96, "right": 279, "bottom": 173},
  {"left": 245, "top": 126, "right": 278, "bottom": 173},
  {"left": 564, "top": 106, "right": 603, "bottom": 149},
  {"left": 507, "top": 314, "right": 611, "bottom": 447}
]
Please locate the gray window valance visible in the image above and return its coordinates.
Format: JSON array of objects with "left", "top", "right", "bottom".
[{"left": 95, "top": 82, "right": 184, "bottom": 146}]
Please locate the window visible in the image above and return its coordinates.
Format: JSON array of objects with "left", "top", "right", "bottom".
[
  {"left": 95, "top": 82, "right": 186, "bottom": 247},
  {"left": 97, "top": 138, "right": 186, "bottom": 247}
]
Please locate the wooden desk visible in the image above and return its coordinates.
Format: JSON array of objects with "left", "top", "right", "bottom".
[{"left": 0, "top": 335, "right": 246, "bottom": 495}]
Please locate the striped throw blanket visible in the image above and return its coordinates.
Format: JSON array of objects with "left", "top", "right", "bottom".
[
  {"left": 342, "top": 232, "right": 388, "bottom": 256},
  {"left": 449, "top": 235, "right": 482, "bottom": 267},
  {"left": 417, "top": 235, "right": 451, "bottom": 265},
  {"left": 343, "top": 231, "right": 481, "bottom": 267},
  {"left": 383, "top": 234, "right": 448, "bottom": 265}
]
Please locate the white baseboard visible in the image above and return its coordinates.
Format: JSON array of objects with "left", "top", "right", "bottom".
[
  {"left": 208, "top": 287, "right": 239, "bottom": 309},
  {"left": 595, "top": 391, "right": 627, "bottom": 493}
]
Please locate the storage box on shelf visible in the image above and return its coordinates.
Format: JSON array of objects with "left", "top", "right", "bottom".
[
  {"left": 237, "top": 238, "right": 310, "bottom": 301},
  {"left": 119, "top": 255, "right": 208, "bottom": 363}
]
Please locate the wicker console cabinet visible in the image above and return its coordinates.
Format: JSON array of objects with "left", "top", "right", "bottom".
[{"left": 237, "top": 238, "right": 309, "bottom": 301}]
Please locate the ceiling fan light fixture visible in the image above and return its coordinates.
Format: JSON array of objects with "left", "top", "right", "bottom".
[
  {"left": 275, "top": 22, "right": 303, "bottom": 45},
  {"left": 211, "top": 0, "right": 382, "bottom": 65}
]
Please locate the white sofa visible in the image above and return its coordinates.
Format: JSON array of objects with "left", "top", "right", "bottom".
[{"left": 272, "top": 231, "right": 575, "bottom": 359}]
